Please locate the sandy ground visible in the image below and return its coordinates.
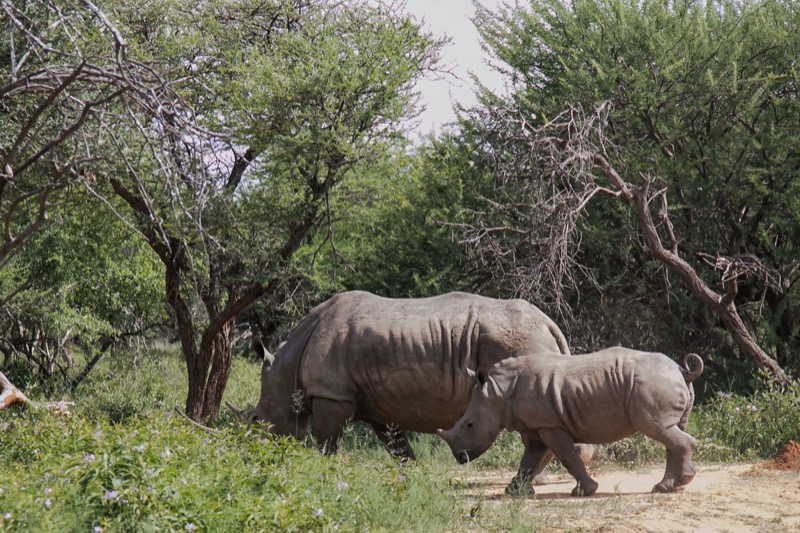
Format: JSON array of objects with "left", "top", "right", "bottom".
[{"left": 458, "top": 461, "right": 800, "bottom": 532}]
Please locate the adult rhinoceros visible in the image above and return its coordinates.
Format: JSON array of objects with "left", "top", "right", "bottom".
[{"left": 232, "top": 291, "right": 582, "bottom": 489}]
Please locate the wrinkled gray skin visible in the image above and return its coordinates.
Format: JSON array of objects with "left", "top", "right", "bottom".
[
  {"left": 247, "top": 291, "right": 587, "bottom": 490},
  {"left": 437, "top": 347, "right": 703, "bottom": 497}
]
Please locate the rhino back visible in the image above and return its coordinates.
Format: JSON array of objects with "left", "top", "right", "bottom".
[
  {"left": 500, "top": 348, "right": 692, "bottom": 444},
  {"left": 297, "top": 291, "right": 566, "bottom": 432}
]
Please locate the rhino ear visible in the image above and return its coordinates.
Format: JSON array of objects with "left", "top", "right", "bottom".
[
  {"left": 252, "top": 334, "right": 275, "bottom": 368},
  {"left": 466, "top": 367, "right": 477, "bottom": 382},
  {"left": 475, "top": 367, "right": 489, "bottom": 386}
]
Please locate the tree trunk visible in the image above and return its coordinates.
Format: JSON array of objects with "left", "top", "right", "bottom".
[
  {"left": 628, "top": 182, "right": 790, "bottom": 384},
  {"left": 199, "top": 321, "right": 233, "bottom": 423}
]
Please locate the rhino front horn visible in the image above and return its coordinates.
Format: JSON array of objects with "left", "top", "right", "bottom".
[{"left": 225, "top": 401, "right": 247, "bottom": 422}]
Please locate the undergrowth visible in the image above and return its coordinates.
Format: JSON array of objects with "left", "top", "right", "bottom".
[{"left": 1, "top": 346, "right": 798, "bottom": 531}]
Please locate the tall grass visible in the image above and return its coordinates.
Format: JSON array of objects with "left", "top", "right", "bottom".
[{"left": 1, "top": 346, "right": 797, "bottom": 531}]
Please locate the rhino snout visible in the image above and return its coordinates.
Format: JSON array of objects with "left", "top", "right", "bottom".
[{"left": 455, "top": 449, "right": 470, "bottom": 465}]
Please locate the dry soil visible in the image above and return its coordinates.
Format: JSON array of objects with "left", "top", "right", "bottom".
[{"left": 458, "top": 441, "right": 800, "bottom": 532}]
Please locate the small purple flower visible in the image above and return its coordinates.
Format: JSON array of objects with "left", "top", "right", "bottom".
[
  {"left": 103, "top": 490, "right": 119, "bottom": 501},
  {"left": 165, "top": 411, "right": 172, "bottom": 419},
  {"left": 94, "top": 527, "right": 103, "bottom": 533},
  {"left": 145, "top": 486, "right": 154, "bottom": 494},
  {"left": 85, "top": 453, "right": 96, "bottom": 463},
  {"left": 185, "top": 524, "right": 197, "bottom": 532},
  {"left": 44, "top": 473, "right": 54, "bottom": 481},
  {"left": 44, "top": 488, "right": 52, "bottom": 495},
  {"left": 397, "top": 474, "right": 406, "bottom": 483},
  {"left": 3, "top": 513, "right": 11, "bottom": 520},
  {"left": 160, "top": 449, "right": 172, "bottom": 459},
  {"left": 44, "top": 498, "right": 52, "bottom": 508},
  {"left": 718, "top": 391, "right": 732, "bottom": 400},
  {"left": 312, "top": 508, "right": 323, "bottom": 518},
  {"left": 93, "top": 430, "right": 103, "bottom": 439},
  {"left": 203, "top": 438, "right": 211, "bottom": 445},
  {"left": 747, "top": 404, "right": 757, "bottom": 412},
  {"left": 734, "top": 407, "right": 740, "bottom": 412},
  {"left": 304, "top": 489, "right": 311, "bottom": 496},
  {"left": 337, "top": 481, "right": 348, "bottom": 491},
  {"left": 134, "top": 445, "right": 146, "bottom": 453}
]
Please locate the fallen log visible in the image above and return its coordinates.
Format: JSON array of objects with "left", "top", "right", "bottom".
[
  {"left": 0, "top": 371, "right": 75, "bottom": 416},
  {"left": 0, "top": 371, "right": 31, "bottom": 409}
]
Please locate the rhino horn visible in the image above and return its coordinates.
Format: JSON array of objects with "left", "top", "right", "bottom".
[
  {"left": 436, "top": 427, "right": 454, "bottom": 442},
  {"left": 225, "top": 401, "right": 247, "bottom": 422}
]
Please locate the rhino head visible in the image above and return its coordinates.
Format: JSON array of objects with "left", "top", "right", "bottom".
[
  {"left": 436, "top": 366, "right": 504, "bottom": 464},
  {"left": 228, "top": 338, "right": 311, "bottom": 440}
]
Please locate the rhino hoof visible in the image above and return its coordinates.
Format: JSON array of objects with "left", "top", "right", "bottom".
[
  {"left": 505, "top": 476, "right": 535, "bottom": 497},
  {"left": 571, "top": 479, "right": 598, "bottom": 497},
  {"left": 652, "top": 481, "right": 678, "bottom": 493},
  {"left": 532, "top": 473, "right": 550, "bottom": 486}
]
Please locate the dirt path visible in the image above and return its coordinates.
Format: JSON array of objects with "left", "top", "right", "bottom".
[{"left": 459, "top": 461, "right": 800, "bottom": 532}]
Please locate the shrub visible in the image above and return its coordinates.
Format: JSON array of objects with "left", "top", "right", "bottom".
[{"left": 692, "top": 376, "right": 800, "bottom": 462}]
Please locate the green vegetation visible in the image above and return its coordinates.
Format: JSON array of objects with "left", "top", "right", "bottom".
[
  {"left": 2, "top": 348, "right": 797, "bottom": 532},
  {"left": 3, "top": 0, "right": 800, "bottom": 527}
]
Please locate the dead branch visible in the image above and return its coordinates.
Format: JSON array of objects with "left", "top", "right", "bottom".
[
  {"left": 0, "top": 371, "right": 31, "bottom": 409},
  {"left": 174, "top": 406, "right": 220, "bottom": 433},
  {"left": 456, "top": 101, "right": 790, "bottom": 383}
]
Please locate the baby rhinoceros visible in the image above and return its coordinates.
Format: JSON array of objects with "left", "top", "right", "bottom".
[{"left": 437, "top": 347, "right": 703, "bottom": 497}]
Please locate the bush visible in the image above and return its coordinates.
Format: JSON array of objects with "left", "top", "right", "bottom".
[{"left": 692, "top": 376, "right": 800, "bottom": 462}]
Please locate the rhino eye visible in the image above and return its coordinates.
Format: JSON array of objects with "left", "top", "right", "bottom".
[{"left": 466, "top": 421, "right": 474, "bottom": 429}]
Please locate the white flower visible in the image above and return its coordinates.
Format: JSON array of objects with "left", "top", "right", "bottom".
[
  {"left": 337, "top": 481, "right": 349, "bottom": 491},
  {"left": 4, "top": 513, "right": 11, "bottom": 520},
  {"left": 312, "top": 508, "right": 323, "bottom": 518}
]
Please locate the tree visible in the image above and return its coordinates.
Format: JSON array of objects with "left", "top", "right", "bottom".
[
  {"left": 1, "top": 0, "right": 176, "bottom": 378},
  {"left": 90, "top": 0, "right": 442, "bottom": 422},
  {"left": 446, "top": 0, "right": 800, "bottom": 381}
]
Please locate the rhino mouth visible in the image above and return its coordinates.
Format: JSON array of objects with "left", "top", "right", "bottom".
[{"left": 455, "top": 449, "right": 472, "bottom": 465}]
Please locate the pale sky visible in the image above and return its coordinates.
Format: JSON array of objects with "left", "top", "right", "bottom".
[{"left": 401, "top": 0, "right": 507, "bottom": 135}]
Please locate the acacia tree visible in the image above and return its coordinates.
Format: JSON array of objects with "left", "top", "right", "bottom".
[
  {"left": 1, "top": 0, "right": 175, "bottom": 376},
  {"left": 91, "top": 0, "right": 441, "bottom": 422},
  {"left": 447, "top": 0, "right": 799, "bottom": 381}
]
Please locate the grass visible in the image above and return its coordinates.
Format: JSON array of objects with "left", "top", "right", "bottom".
[{"left": 1, "top": 346, "right": 797, "bottom": 531}]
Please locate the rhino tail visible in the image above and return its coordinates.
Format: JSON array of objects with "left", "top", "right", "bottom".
[
  {"left": 681, "top": 353, "right": 704, "bottom": 383},
  {"left": 548, "top": 324, "right": 571, "bottom": 356}
]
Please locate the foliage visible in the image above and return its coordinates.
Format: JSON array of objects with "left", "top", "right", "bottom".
[
  {"left": 295, "top": 148, "right": 468, "bottom": 299},
  {"left": 693, "top": 376, "right": 800, "bottom": 461},
  {"left": 440, "top": 0, "right": 800, "bottom": 381},
  {"left": 87, "top": 0, "right": 444, "bottom": 421},
  {"left": 0, "top": 203, "right": 167, "bottom": 388},
  {"left": 2, "top": 345, "right": 798, "bottom": 531},
  {"left": 0, "top": 349, "right": 468, "bottom": 532}
]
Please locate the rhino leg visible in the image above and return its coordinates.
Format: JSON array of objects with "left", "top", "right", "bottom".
[
  {"left": 647, "top": 425, "right": 697, "bottom": 493},
  {"left": 310, "top": 398, "right": 356, "bottom": 455},
  {"left": 506, "top": 435, "right": 552, "bottom": 496},
  {"left": 537, "top": 428, "right": 599, "bottom": 497},
  {"left": 369, "top": 421, "right": 416, "bottom": 461}
]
